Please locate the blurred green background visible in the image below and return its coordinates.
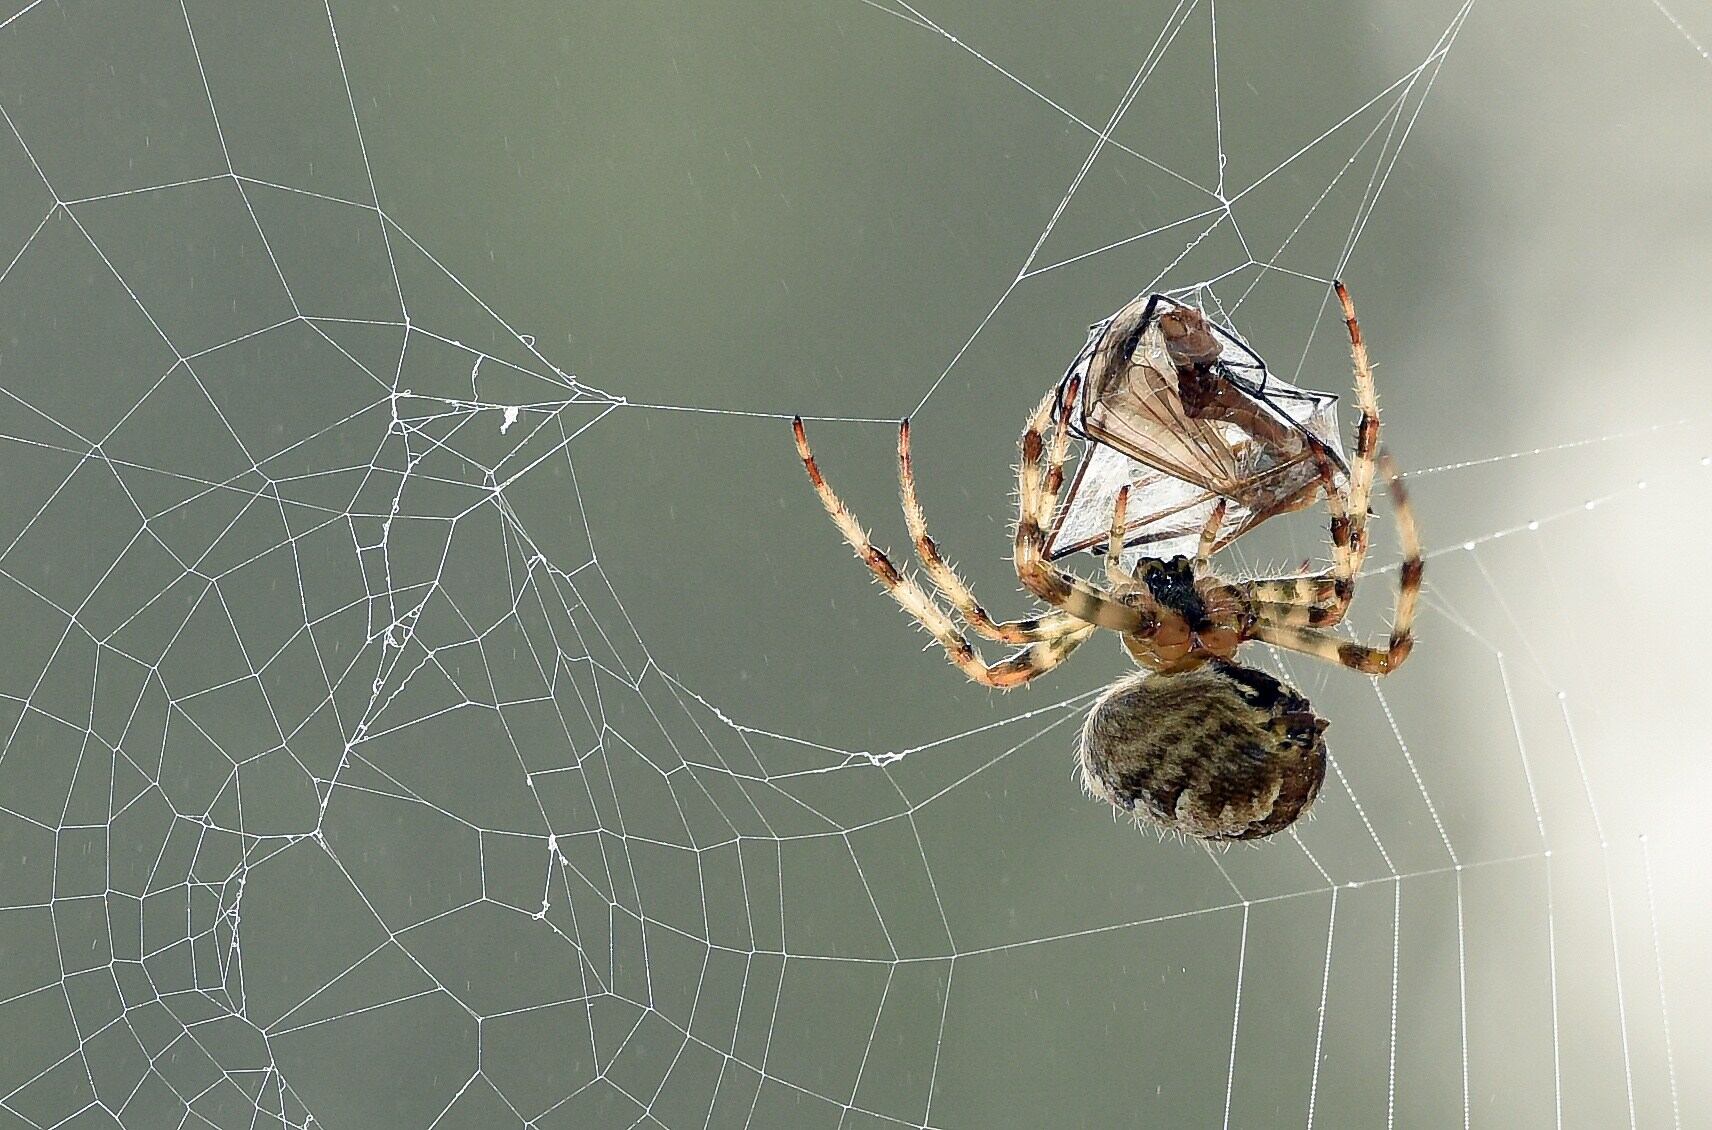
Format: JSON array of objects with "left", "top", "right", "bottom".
[{"left": 0, "top": 1, "right": 1707, "bottom": 1126}]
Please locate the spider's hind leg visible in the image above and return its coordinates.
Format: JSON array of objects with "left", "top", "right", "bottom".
[{"left": 792, "top": 417, "right": 1094, "bottom": 688}]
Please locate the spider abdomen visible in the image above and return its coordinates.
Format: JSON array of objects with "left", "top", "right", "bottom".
[{"left": 1077, "top": 660, "right": 1327, "bottom": 841}]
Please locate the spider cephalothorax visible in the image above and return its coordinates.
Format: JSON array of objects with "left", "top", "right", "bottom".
[{"left": 791, "top": 282, "right": 1419, "bottom": 841}]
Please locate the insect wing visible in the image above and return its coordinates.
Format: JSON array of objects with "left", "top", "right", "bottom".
[
  {"left": 1047, "top": 443, "right": 1231, "bottom": 562},
  {"left": 1047, "top": 294, "right": 1348, "bottom": 568}
]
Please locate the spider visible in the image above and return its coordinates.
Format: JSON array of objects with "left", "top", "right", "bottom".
[{"left": 791, "top": 282, "right": 1421, "bottom": 841}]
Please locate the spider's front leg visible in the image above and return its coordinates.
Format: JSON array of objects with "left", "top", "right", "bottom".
[
  {"left": 1105, "top": 485, "right": 1133, "bottom": 585},
  {"left": 1245, "top": 455, "right": 1355, "bottom": 629},
  {"left": 1247, "top": 572, "right": 1347, "bottom": 629},
  {"left": 1252, "top": 278, "right": 1384, "bottom": 632},
  {"left": 1194, "top": 498, "right": 1228, "bottom": 572},
  {"left": 896, "top": 417, "right": 1080, "bottom": 644},
  {"left": 1333, "top": 281, "right": 1382, "bottom": 584},
  {"left": 1012, "top": 380, "right": 1157, "bottom": 635},
  {"left": 1251, "top": 451, "right": 1421, "bottom": 675}
]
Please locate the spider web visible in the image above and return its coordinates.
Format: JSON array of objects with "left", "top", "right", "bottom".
[{"left": 0, "top": 1, "right": 1706, "bottom": 1128}]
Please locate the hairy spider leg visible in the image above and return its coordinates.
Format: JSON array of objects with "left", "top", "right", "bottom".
[
  {"left": 1247, "top": 281, "right": 1385, "bottom": 630},
  {"left": 793, "top": 417, "right": 1096, "bottom": 689},
  {"left": 1105, "top": 486, "right": 1132, "bottom": 585},
  {"left": 1336, "top": 279, "right": 1383, "bottom": 573},
  {"left": 1252, "top": 451, "right": 1421, "bottom": 675},
  {"left": 1099, "top": 489, "right": 1223, "bottom": 583},
  {"left": 1195, "top": 498, "right": 1228, "bottom": 572},
  {"left": 896, "top": 417, "right": 1081, "bottom": 644},
  {"left": 1014, "top": 380, "right": 1160, "bottom": 635},
  {"left": 1249, "top": 572, "right": 1348, "bottom": 629},
  {"left": 1244, "top": 457, "right": 1359, "bottom": 629}
]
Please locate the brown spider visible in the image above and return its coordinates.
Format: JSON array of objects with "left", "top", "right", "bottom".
[{"left": 791, "top": 282, "right": 1421, "bottom": 841}]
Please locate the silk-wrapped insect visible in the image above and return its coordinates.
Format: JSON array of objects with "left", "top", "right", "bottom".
[{"left": 1046, "top": 292, "right": 1349, "bottom": 572}]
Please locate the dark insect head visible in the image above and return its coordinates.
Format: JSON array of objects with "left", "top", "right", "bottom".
[{"left": 1158, "top": 306, "right": 1222, "bottom": 369}]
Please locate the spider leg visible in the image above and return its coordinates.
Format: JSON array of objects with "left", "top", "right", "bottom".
[
  {"left": 1195, "top": 498, "right": 1228, "bottom": 572},
  {"left": 1251, "top": 451, "right": 1421, "bottom": 673},
  {"left": 793, "top": 417, "right": 1094, "bottom": 688},
  {"left": 896, "top": 418, "right": 1082, "bottom": 644},
  {"left": 1335, "top": 280, "right": 1381, "bottom": 570},
  {"left": 1247, "top": 573, "right": 1341, "bottom": 610},
  {"left": 1270, "top": 284, "right": 1386, "bottom": 631},
  {"left": 1253, "top": 621, "right": 1411, "bottom": 676},
  {"left": 1013, "top": 381, "right": 1159, "bottom": 635},
  {"left": 1248, "top": 451, "right": 1382, "bottom": 634},
  {"left": 1247, "top": 571, "right": 1346, "bottom": 628},
  {"left": 988, "top": 623, "right": 1099, "bottom": 686},
  {"left": 1014, "top": 383, "right": 1056, "bottom": 527},
  {"left": 1105, "top": 485, "right": 1131, "bottom": 585},
  {"left": 1037, "top": 378, "right": 1076, "bottom": 525},
  {"left": 1271, "top": 450, "right": 1360, "bottom": 628}
]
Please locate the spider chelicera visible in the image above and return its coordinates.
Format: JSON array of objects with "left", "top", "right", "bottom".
[{"left": 791, "top": 282, "right": 1421, "bottom": 841}]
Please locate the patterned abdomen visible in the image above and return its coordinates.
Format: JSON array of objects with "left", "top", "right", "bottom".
[{"left": 1077, "top": 659, "right": 1328, "bottom": 841}]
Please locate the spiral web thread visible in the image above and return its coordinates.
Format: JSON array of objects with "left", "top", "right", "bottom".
[{"left": 0, "top": 1, "right": 1703, "bottom": 1127}]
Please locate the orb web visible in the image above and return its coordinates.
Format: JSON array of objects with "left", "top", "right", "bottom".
[{"left": 0, "top": 1, "right": 1705, "bottom": 1128}]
